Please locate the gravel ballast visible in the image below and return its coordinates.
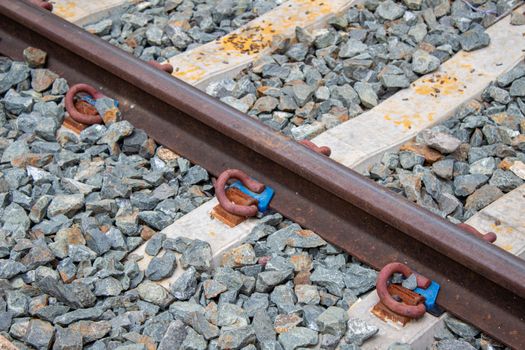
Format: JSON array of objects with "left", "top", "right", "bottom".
[
  {"left": 206, "top": 0, "right": 518, "bottom": 140},
  {"left": 83, "top": 0, "right": 281, "bottom": 64}
]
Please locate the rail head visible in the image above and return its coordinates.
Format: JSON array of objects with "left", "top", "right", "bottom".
[{"left": 2, "top": 1, "right": 525, "bottom": 347}]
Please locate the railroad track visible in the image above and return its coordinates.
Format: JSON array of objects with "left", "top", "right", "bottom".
[{"left": 1, "top": 0, "right": 524, "bottom": 349}]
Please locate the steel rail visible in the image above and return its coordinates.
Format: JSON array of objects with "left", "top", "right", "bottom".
[{"left": 1, "top": 1, "right": 524, "bottom": 347}]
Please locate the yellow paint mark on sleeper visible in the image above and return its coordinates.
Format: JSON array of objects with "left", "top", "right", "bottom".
[
  {"left": 173, "top": 64, "right": 206, "bottom": 82},
  {"left": 413, "top": 73, "right": 464, "bottom": 97},
  {"left": 217, "top": 0, "right": 332, "bottom": 56},
  {"left": 53, "top": 1, "right": 78, "bottom": 18},
  {"left": 384, "top": 113, "right": 426, "bottom": 130}
]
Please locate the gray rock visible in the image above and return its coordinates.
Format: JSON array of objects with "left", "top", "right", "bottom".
[
  {"left": 170, "top": 266, "right": 198, "bottom": 300},
  {"left": 36, "top": 277, "right": 97, "bottom": 308},
  {"left": 94, "top": 277, "right": 123, "bottom": 297},
  {"left": 412, "top": 50, "right": 440, "bottom": 75},
  {"left": 465, "top": 185, "right": 503, "bottom": 211},
  {"left": 469, "top": 157, "right": 496, "bottom": 176},
  {"left": 85, "top": 228, "right": 111, "bottom": 255},
  {"left": 21, "top": 243, "right": 55, "bottom": 270},
  {"left": 497, "top": 63, "right": 525, "bottom": 87},
  {"left": 52, "top": 78, "right": 69, "bottom": 95},
  {"left": 270, "top": 284, "right": 297, "bottom": 314},
  {"left": 432, "top": 159, "right": 454, "bottom": 180},
  {"left": 137, "top": 281, "right": 173, "bottom": 307},
  {"left": 399, "top": 151, "right": 425, "bottom": 170},
  {"left": 244, "top": 293, "right": 269, "bottom": 317},
  {"left": 54, "top": 307, "right": 103, "bottom": 325},
  {"left": 376, "top": 0, "right": 405, "bottom": 20},
  {"left": 459, "top": 28, "right": 490, "bottom": 52},
  {"left": 2, "top": 139, "right": 30, "bottom": 164},
  {"left": 420, "top": 129, "right": 461, "bottom": 154},
  {"left": 221, "top": 96, "right": 250, "bottom": 113},
  {"left": 0, "top": 62, "right": 30, "bottom": 94},
  {"left": 218, "top": 326, "right": 256, "bottom": 349},
  {"left": 203, "top": 279, "right": 227, "bottom": 299},
  {"left": 311, "top": 266, "right": 345, "bottom": 297},
  {"left": 97, "top": 120, "right": 133, "bottom": 153},
  {"left": 85, "top": 19, "right": 113, "bottom": 35},
  {"left": 253, "top": 309, "right": 276, "bottom": 343},
  {"left": 80, "top": 124, "right": 106, "bottom": 144},
  {"left": 482, "top": 85, "right": 511, "bottom": 104},
  {"left": 339, "top": 39, "right": 368, "bottom": 59},
  {"left": 48, "top": 194, "right": 84, "bottom": 218},
  {"left": 292, "top": 84, "right": 316, "bottom": 107},
  {"left": 330, "top": 84, "right": 360, "bottom": 107},
  {"left": 454, "top": 174, "right": 488, "bottom": 196},
  {"left": 221, "top": 243, "right": 257, "bottom": 268},
  {"left": 180, "top": 239, "right": 212, "bottom": 272},
  {"left": 146, "top": 251, "right": 178, "bottom": 281},
  {"left": 489, "top": 169, "right": 524, "bottom": 192},
  {"left": 170, "top": 301, "right": 205, "bottom": 324},
  {"left": 252, "top": 96, "right": 279, "bottom": 113},
  {"left": 256, "top": 270, "right": 293, "bottom": 293},
  {"left": 183, "top": 165, "right": 209, "bottom": 185},
  {"left": 295, "top": 284, "right": 320, "bottom": 305},
  {"left": 345, "top": 317, "right": 378, "bottom": 346},
  {"left": 31, "top": 68, "right": 58, "bottom": 92},
  {"left": 401, "top": 274, "right": 417, "bottom": 290},
  {"left": 316, "top": 306, "right": 349, "bottom": 337},
  {"left": 354, "top": 82, "right": 378, "bottom": 108},
  {"left": 68, "top": 244, "right": 97, "bottom": 262},
  {"left": 145, "top": 232, "right": 166, "bottom": 256},
  {"left": 3, "top": 89, "right": 33, "bottom": 114},
  {"left": 181, "top": 327, "right": 208, "bottom": 350},
  {"left": 343, "top": 264, "right": 377, "bottom": 296},
  {"left": 17, "top": 112, "right": 59, "bottom": 141},
  {"left": 69, "top": 320, "right": 111, "bottom": 344},
  {"left": 0, "top": 259, "right": 26, "bottom": 279},
  {"left": 380, "top": 72, "right": 410, "bottom": 89},
  {"left": 286, "top": 44, "right": 308, "bottom": 61},
  {"left": 510, "top": 77, "right": 525, "bottom": 97},
  {"left": 6, "top": 290, "right": 29, "bottom": 317},
  {"left": 52, "top": 327, "right": 83, "bottom": 350},
  {"left": 2, "top": 202, "right": 30, "bottom": 237},
  {"left": 278, "top": 327, "right": 318, "bottom": 350},
  {"left": 444, "top": 316, "right": 479, "bottom": 338},
  {"left": 158, "top": 320, "right": 187, "bottom": 350},
  {"left": 24, "top": 319, "right": 55, "bottom": 350},
  {"left": 189, "top": 311, "right": 220, "bottom": 340}
]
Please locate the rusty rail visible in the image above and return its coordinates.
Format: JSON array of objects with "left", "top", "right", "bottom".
[{"left": 1, "top": 1, "right": 525, "bottom": 347}]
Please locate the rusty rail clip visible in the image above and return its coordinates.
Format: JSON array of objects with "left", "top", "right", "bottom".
[
  {"left": 148, "top": 60, "right": 174, "bottom": 74},
  {"left": 65, "top": 83, "right": 106, "bottom": 125},
  {"left": 299, "top": 140, "right": 331, "bottom": 156},
  {"left": 376, "top": 262, "right": 431, "bottom": 319},
  {"left": 30, "top": 0, "right": 53, "bottom": 11},
  {"left": 214, "top": 169, "right": 265, "bottom": 217},
  {"left": 457, "top": 223, "right": 497, "bottom": 243}
]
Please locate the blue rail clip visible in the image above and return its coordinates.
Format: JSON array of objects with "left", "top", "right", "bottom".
[
  {"left": 81, "top": 96, "right": 119, "bottom": 108},
  {"left": 414, "top": 281, "right": 443, "bottom": 316},
  {"left": 230, "top": 181, "right": 275, "bottom": 213}
]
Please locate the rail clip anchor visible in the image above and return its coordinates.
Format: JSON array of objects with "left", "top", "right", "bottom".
[
  {"left": 212, "top": 169, "right": 274, "bottom": 228},
  {"left": 372, "top": 284, "right": 426, "bottom": 326},
  {"left": 414, "top": 281, "right": 443, "bottom": 316},
  {"left": 229, "top": 181, "right": 274, "bottom": 213}
]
